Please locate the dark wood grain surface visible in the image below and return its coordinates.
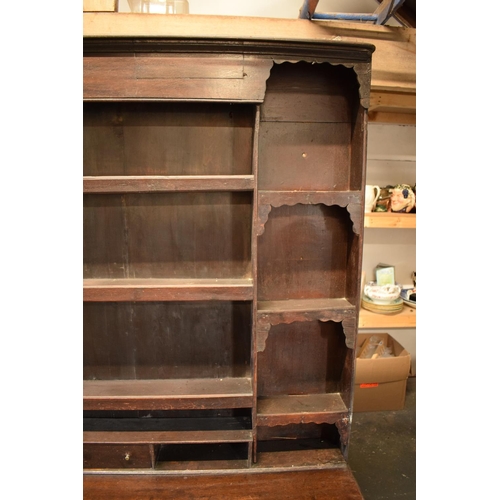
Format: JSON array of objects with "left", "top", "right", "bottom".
[{"left": 83, "top": 468, "right": 364, "bottom": 499}]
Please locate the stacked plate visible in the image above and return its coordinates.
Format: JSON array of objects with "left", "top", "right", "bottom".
[
  {"left": 400, "top": 287, "right": 416, "bottom": 308},
  {"left": 361, "top": 294, "right": 404, "bottom": 314},
  {"left": 362, "top": 282, "right": 404, "bottom": 314}
]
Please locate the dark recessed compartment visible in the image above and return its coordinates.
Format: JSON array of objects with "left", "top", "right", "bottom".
[
  {"left": 257, "top": 320, "right": 348, "bottom": 398},
  {"left": 258, "top": 62, "right": 362, "bottom": 192},
  {"left": 84, "top": 301, "right": 251, "bottom": 381},
  {"left": 156, "top": 442, "right": 251, "bottom": 470},
  {"left": 257, "top": 204, "right": 353, "bottom": 301},
  {"left": 83, "top": 191, "right": 252, "bottom": 280},
  {"left": 256, "top": 424, "right": 344, "bottom": 469},
  {"left": 84, "top": 102, "right": 254, "bottom": 177}
]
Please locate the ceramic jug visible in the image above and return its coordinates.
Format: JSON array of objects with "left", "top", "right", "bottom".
[
  {"left": 389, "top": 184, "right": 415, "bottom": 213},
  {"left": 365, "top": 185, "right": 381, "bottom": 213}
]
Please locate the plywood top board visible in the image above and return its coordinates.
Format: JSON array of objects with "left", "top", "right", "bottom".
[{"left": 83, "top": 13, "right": 415, "bottom": 94}]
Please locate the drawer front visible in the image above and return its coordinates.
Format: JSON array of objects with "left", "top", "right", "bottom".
[{"left": 83, "top": 443, "right": 153, "bottom": 469}]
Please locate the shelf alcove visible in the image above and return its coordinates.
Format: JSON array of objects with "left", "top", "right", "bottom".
[{"left": 83, "top": 301, "right": 252, "bottom": 411}]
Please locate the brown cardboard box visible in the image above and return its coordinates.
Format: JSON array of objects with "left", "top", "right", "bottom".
[{"left": 354, "top": 333, "right": 411, "bottom": 412}]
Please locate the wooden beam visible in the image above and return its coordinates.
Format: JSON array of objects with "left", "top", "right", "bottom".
[
  {"left": 370, "top": 90, "right": 416, "bottom": 113},
  {"left": 368, "top": 111, "right": 415, "bottom": 124}
]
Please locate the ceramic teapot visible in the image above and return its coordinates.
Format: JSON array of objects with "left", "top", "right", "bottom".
[{"left": 364, "top": 185, "right": 381, "bottom": 213}]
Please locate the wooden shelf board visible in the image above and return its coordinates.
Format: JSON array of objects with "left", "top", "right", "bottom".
[
  {"left": 358, "top": 303, "right": 416, "bottom": 329},
  {"left": 83, "top": 378, "right": 253, "bottom": 410},
  {"left": 257, "top": 298, "right": 355, "bottom": 314},
  {"left": 84, "top": 429, "right": 253, "bottom": 444},
  {"left": 155, "top": 459, "right": 250, "bottom": 472},
  {"left": 83, "top": 278, "right": 253, "bottom": 301},
  {"left": 259, "top": 190, "right": 360, "bottom": 206},
  {"left": 364, "top": 212, "right": 416, "bottom": 228},
  {"left": 367, "top": 154, "right": 416, "bottom": 162},
  {"left": 83, "top": 175, "right": 255, "bottom": 193},
  {"left": 257, "top": 393, "right": 348, "bottom": 426},
  {"left": 367, "top": 111, "right": 416, "bottom": 125},
  {"left": 256, "top": 446, "right": 345, "bottom": 471}
]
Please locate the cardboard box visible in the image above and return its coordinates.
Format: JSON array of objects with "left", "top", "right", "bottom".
[
  {"left": 375, "top": 263, "right": 395, "bottom": 285},
  {"left": 354, "top": 333, "right": 411, "bottom": 412}
]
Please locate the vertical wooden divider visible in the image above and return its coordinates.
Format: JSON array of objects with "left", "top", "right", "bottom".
[{"left": 251, "top": 105, "right": 261, "bottom": 464}]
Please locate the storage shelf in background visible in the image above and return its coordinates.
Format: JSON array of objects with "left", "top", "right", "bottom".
[
  {"left": 256, "top": 393, "right": 348, "bottom": 426},
  {"left": 364, "top": 212, "right": 416, "bottom": 228},
  {"left": 83, "top": 175, "right": 255, "bottom": 193},
  {"left": 358, "top": 304, "right": 416, "bottom": 329},
  {"left": 83, "top": 278, "right": 253, "bottom": 302},
  {"left": 83, "top": 378, "right": 253, "bottom": 411},
  {"left": 366, "top": 154, "right": 416, "bottom": 162}
]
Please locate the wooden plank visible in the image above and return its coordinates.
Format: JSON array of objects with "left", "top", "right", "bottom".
[
  {"left": 134, "top": 54, "right": 244, "bottom": 80},
  {"left": 368, "top": 110, "right": 416, "bottom": 124},
  {"left": 364, "top": 212, "right": 416, "bottom": 228},
  {"left": 83, "top": 378, "right": 253, "bottom": 410},
  {"left": 83, "top": 278, "right": 254, "bottom": 301},
  {"left": 83, "top": 0, "right": 117, "bottom": 12},
  {"left": 83, "top": 468, "right": 364, "bottom": 499},
  {"left": 369, "top": 90, "right": 416, "bottom": 113},
  {"left": 83, "top": 175, "right": 255, "bottom": 193},
  {"left": 358, "top": 303, "right": 416, "bottom": 328},
  {"left": 258, "top": 191, "right": 360, "bottom": 208},
  {"left": 155, "top": 458, "right": 250, "bottom": 471},
  {"left": 368, "top": 89, "right": 416, "bottom": 123},
  {"left": 84, "top": 54, "right": 273, "bottom": 102},
  {"left": 256, "top": 447, "right": 345, "bottom": 470},
  {"left": 258, "top": 123, "right": 352, "bottom": 191},
  {"left": 83, "top": 13, "right": 415, "bottom": 94},
  {"left": 257, "top": 298, "right": 355, "bottom": 314},
  {"left": 84, "top": 429, "right": 253, "bottom": 444},
  {"left": 257, "top": 394, "right": 348, "bottom": 426}
]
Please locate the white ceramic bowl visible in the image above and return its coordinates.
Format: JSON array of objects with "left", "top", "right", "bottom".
[{"left": 364, "top": 283, "right": 401, "bottom": 302}]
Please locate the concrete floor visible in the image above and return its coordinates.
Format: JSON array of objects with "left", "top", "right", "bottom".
[{"left": 348, "top": 377, "right": 416, "bottom": 500}]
